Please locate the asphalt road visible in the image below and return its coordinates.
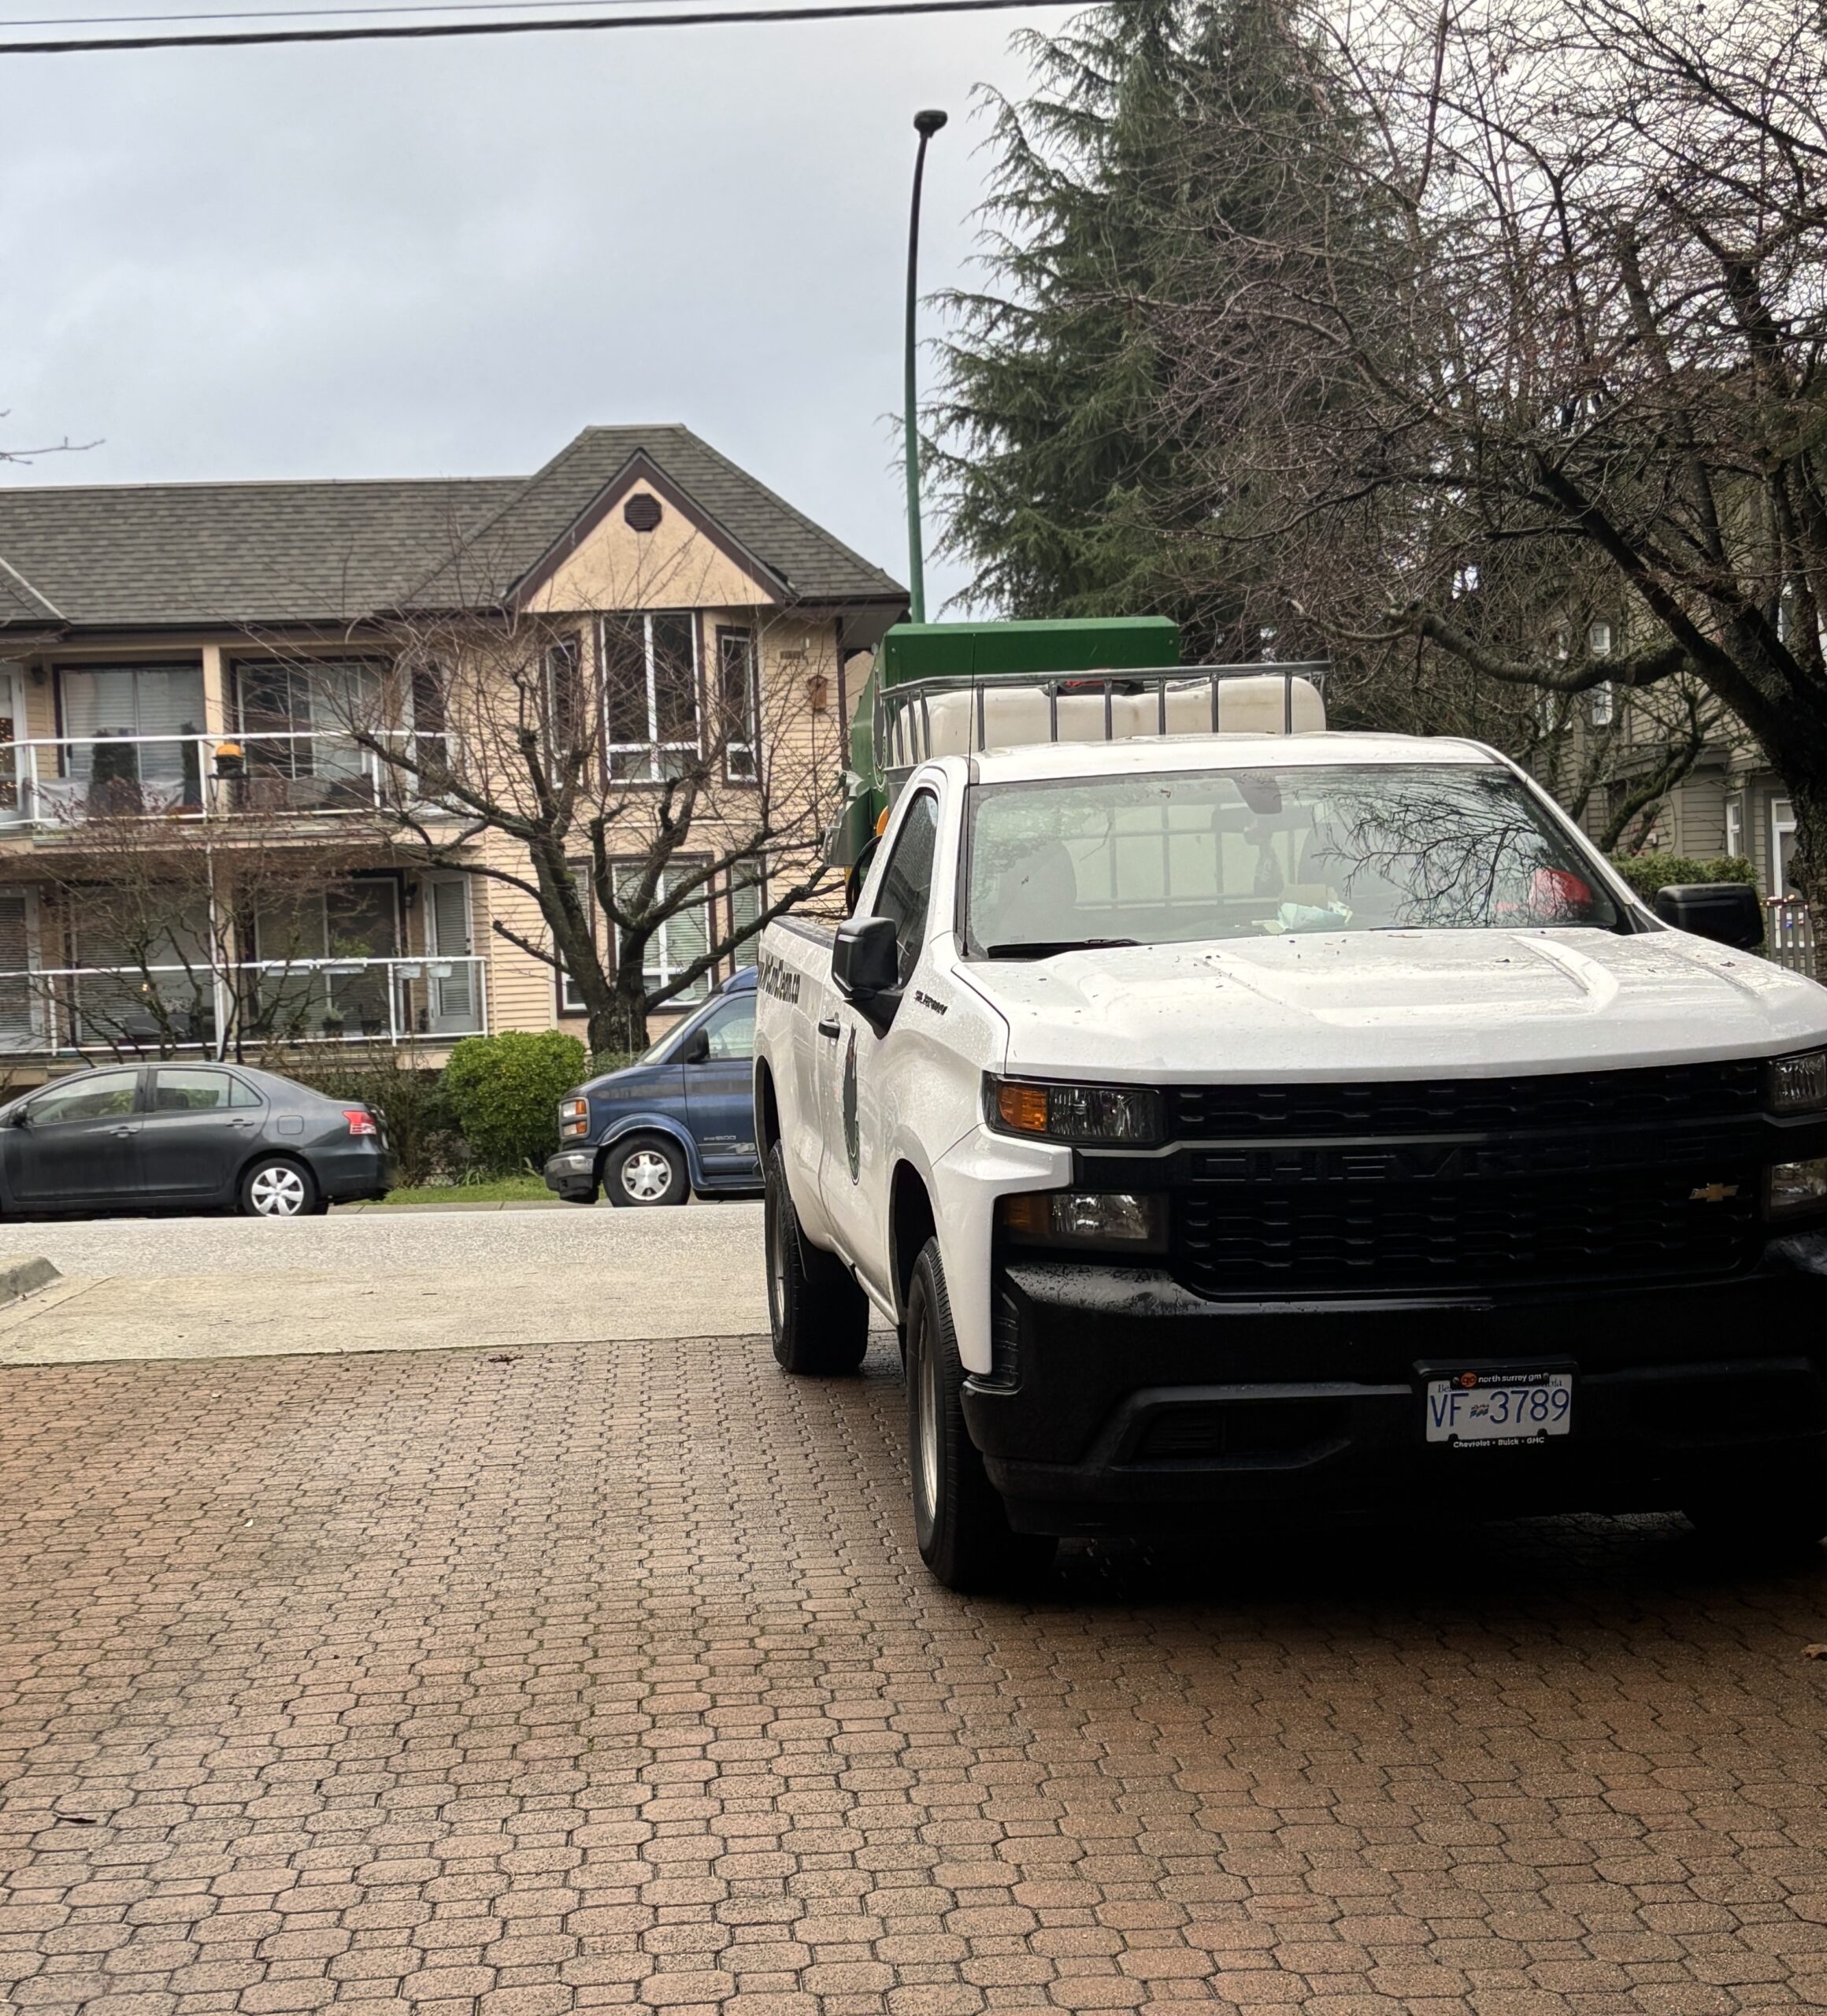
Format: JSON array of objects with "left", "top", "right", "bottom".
[
  {"left": 0, "top": 1199, "right": 789, "bottom": 1366},
  {"left": 0, "top": 1195, "right": 768, "bottom": 1278}
]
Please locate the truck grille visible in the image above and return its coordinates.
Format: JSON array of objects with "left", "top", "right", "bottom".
[
  {"left": 1169, "top": 1058, "right": 1762, "bottom": 1140},
  {"left": 1176, "top": 1167, "right": 1760, "bottom": 1295}
]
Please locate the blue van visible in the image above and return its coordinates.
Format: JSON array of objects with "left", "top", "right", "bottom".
[{"left": 543, "top": 968, "right": 759, "bottom": 1207}]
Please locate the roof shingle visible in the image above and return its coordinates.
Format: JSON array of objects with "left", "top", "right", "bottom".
[{"left": 0, "top": 425, "right": 904, "bottom": 631}]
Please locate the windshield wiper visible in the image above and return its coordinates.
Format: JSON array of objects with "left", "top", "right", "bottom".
[{"left": 981, "top": 938, "right": 1140, "bottom": 960}]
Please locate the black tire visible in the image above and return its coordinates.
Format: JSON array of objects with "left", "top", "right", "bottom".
[
  {"left": 905, "top": 1236, "right": 1056, "bottom": 1593},
  {"left": 238, "top": 1156, "right": 326, "bottom": 1219},
  {"left": 764, "top": 1140, "right": 868, "bottom": 1374},
  {"left": 1684, "top": 1478, "right": 1827, "bottom": 1555},
  {"left": 605, "top": 1133, "right": 687, "bottom": 1208}
]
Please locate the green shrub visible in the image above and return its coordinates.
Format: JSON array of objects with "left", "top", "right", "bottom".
[
  {"left": 284, "top": 1047, "right": 465, "bottom": 1189},
  {"left": 443, "top": 1029, "right": 588, "bottom": 1175},
  {"left": 1606, "top": 852, "right": 1758, "bottom": 902}
]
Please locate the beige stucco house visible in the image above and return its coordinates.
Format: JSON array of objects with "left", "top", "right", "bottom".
[{"left": 0, "top": 424, "right": 906, "bottom": 1078}]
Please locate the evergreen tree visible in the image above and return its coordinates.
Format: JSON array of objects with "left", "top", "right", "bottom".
[{"left": 932, "top": 0, "right": 1366, "bottom": 653}]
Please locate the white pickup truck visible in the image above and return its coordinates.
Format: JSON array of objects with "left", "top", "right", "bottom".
[{"left": 753, "top": 682, "right": 1827, "bottom": 1588}]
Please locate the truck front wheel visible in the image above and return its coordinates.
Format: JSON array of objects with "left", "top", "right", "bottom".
[
  {"left": 905, "top": 1236, "right": 1056, "bottom": 1592},
  {"left": 765, "top": 1142, "right": 869, "bottom": 1374}
]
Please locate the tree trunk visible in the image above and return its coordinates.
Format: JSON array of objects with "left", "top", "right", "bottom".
[
  {"left": 1780, "top": 773, "right": 1827, "bottom": 968},
  {"left": 587, "top": 958, "right": 649, "bottom": 1058}
]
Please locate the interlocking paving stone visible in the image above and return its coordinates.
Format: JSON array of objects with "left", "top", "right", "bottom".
[{"left": 3, "top": 1334, "right": 1827, "bottom": 2014}]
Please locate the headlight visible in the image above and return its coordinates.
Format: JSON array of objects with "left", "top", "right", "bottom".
[
  {"left": 999, "top": 1191, "right": 1167, "bottom": 1252},
  {"left": 559, "top": 1097, "right": 590, "bottom": 1140},
  {"left": 988, "top": 1077, "right": 1164, "bottom": 1147},
  {"left": 1769, "top": 1050, "right": 1827, "bottom": 1114},
  {"left": 1768, "top": 1158, "right": 1827, "bottom": 1217}
]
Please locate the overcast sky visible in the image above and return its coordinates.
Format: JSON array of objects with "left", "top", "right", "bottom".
[{"left": 0, "top": 5, "right": 1076, "bottom": 613}]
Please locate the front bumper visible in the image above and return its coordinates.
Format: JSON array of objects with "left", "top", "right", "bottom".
[
  {"left": 964, "top": 1238, "right": 1827, "bottom": 1535},
  {"left": 544, "top": 1147, "right": 598, "bottom": 1199}
]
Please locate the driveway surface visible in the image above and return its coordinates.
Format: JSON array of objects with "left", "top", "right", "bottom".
[
  {"left": 0, "top": 1206, "right": 786, "bottom": 1366},
  {"left": 5, "top": 1324, "right": 1827, "bottom": 2015}
]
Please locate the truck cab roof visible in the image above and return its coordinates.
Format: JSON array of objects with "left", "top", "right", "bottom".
[{"left": 959, "top": 729, "right": 1502, "bottom": 788}]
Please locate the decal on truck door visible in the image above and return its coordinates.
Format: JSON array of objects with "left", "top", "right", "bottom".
[{"left": 842, "top": 1027, "right": 861, "bottom": 1184}]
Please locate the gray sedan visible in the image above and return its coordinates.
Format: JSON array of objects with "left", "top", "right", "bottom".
[{"left": 0, "top": 1062, "right": 397, "bottom": 1218}]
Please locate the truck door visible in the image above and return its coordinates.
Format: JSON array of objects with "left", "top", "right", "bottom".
[{"left": 820, "top": 786, "right": 941, "bottom": 1292}]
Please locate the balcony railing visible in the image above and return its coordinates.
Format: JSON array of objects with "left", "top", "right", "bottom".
[
  {"left": 0, "top": 954, "right": 487, "bottom": 1056},
  {"left": 0, "top": 730, "right": 450, "bottom": 828}
]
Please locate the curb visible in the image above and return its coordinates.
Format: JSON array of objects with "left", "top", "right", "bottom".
[{"left": 0, "top": 1254, "right": 60, "bottom": 1304}]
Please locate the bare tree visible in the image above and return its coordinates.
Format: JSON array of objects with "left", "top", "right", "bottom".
[
  {"left": 33, "top": 816, "right": 375, "bottom": 1063},
  {"left": 1110, "top": 0, "right": 1827, "bottom": 917},
  {"left": 269, "top": 529, "right": 850, "bottom": 1054}
]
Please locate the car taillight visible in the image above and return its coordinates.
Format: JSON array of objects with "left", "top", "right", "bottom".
[{"left": 344, "top": 1110, "right": 379, "bottom": 1137}]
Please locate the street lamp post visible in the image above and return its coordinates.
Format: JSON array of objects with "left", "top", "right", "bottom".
[{"left": 904, "top": 107, "right": 947, "bottom": 624}]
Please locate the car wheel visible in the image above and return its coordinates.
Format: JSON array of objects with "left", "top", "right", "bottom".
[
  {"left": 904, "top": 1235, "right": 1055, "bottom": 1593},
  {"left": 238, "top": 1157, "right": 325, "bottom": 1219},
  {"left": 606, "top": 1134, "right": 687, "bottom": 1207},
  {"left": 1684, "top": 1478, "right": 1827, "bottom": 1555},
  {"left": 764, "top": 1140, "right": 868, "bottom": 1373}
]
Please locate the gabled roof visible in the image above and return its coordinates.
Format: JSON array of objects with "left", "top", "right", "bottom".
[{"left": 0, "top": 424, "right": 905, "bottom": 632}]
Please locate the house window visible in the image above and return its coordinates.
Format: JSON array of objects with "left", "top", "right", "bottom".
[
  {"left": 543, "top": 639, "right": 584, "bottom": 759},
  {"left": 613, "top": 859, "right": 710, "bottom": 1006},
  {"left": 234, "top": 659, "right": 380, "bottom": 806},
  {"left": 1588, "top": 621, "right": 1613, "bottom": 657},
  {"left": 1591, "top": 684, "right": 1615, "bottom": 728},
  {"left": 728, "top": 868, "right": 765, "bottom": 966},
  {"left": 1772, "top": 798, "right": 1798, "bottom": 897},
  {"left": 558, "top": 863, "right": 594, "bottom": 1017},
  {"left": 1725, "top": 794, "right": 1746, "bottom": 862},
  {"left": 60, "top": 663, "right": 207, "bottom": 813},
  {"left": 717, "top": 628, "right": 758, "bottom": 780},
  {"left": 603, "top": 612, "right": 699, "bottom": 782}
]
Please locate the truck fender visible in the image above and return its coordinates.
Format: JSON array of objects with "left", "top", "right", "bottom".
[
  {"left": 926, "top": 1128, "right": 1072, "bottom": 1376},
  {"left": 596, "top": 1113, "right": 710, "bottom": 1192}
]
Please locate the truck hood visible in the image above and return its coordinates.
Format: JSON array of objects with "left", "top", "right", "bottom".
[{"left": 960, "top": 928, "right": 1827, "bottom": 1080}]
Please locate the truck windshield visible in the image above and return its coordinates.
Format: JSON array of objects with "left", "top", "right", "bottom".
[{"left": 965, "top": 763, "right": 1624, "bottom": 956}]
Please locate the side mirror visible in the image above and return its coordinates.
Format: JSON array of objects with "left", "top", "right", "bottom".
[
  {"left": 679, "top": 1029, "right": 710, "bottom": 1065},
  {"left": 8, "top": 1106, "right": 28, "bottom": 1127},
  {"left": 832, "top": 914, "right": 899, "bottom": 1003},
  {"left": 1654, "top": 880, "right": 1765, "bottom": 951}
]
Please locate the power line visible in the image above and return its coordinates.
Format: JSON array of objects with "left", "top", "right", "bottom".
[
  {"left": 0, "top": 0, "right": 1069, "bottom": 45},
  {"left": 0, "top": 0, "right": 696, "bottom": 27}
]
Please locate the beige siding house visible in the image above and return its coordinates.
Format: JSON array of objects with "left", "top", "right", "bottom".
[{"left": 0, "top": 425, "right": 906, "bottom": 1079}]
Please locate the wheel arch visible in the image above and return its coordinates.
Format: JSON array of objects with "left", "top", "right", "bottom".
[
  {"left": 595, "top": 1114, "right": 706, "bottom": 1189},
  {"left": 889, "top": 1158, "right": 938, "bottom": 1322},
  {"left": 754, "top": 1054, "right": 780, "bottom": 1158}
]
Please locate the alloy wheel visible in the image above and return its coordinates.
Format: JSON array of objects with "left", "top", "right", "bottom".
[
  {"left": 249, "top": 1166, "right": 307, "bottom": 1216},
  {"left": 620, "top": 1149, "right": 673, "bottom": 1203}
]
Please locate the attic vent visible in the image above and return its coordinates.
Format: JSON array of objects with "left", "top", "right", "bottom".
[{"left": 623, "top": 493, "right": 663, "bottom": 533}]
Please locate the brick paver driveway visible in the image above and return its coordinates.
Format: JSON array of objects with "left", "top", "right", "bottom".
[{"left": 5, "top": 1333, "right": 1827, "bottom": 2016}]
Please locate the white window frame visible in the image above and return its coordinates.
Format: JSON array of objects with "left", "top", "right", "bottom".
[
  {"left": 613, "top": 858, "right": 712, "bottom": 1007},
  {"left": 717, "top": 626, "right": 758, "bottom": 783},
  {"left": 1725, "top": 793, "right": 1746, "bottom": 862},
  {"left": 727, "top": 866, "right": 765, "bottom": 969},
  {"left": 558, "top": 863, "right": 593, "bottom": 1017},
  {"left": 1591, "top": 684, "right": 1615, "bottom": 728},
  {"left": 1772, "top": 797, "right": 1797, "bottom": 898},
  {"left": 603, "top": 612, "right": 701, "bottom": 784}
]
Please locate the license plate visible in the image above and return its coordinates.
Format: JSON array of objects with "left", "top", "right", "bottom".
[{"left": 1425, "top": 1369, "right": 1572, "bottom": 1445}]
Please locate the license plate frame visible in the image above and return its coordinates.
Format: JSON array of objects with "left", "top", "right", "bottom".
[{"left": 1422, "top": 1365, "right": 1573, "bottom": 1447}]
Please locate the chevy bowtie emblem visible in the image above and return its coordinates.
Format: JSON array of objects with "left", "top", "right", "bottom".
[{"left": 1688, "top": 1182, "right": 1740, "bottom": 1203}]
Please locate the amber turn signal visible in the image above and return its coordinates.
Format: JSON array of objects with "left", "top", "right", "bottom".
[{"left": 995, "top": 1082, "right": 1051, "bottom": 1134}]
